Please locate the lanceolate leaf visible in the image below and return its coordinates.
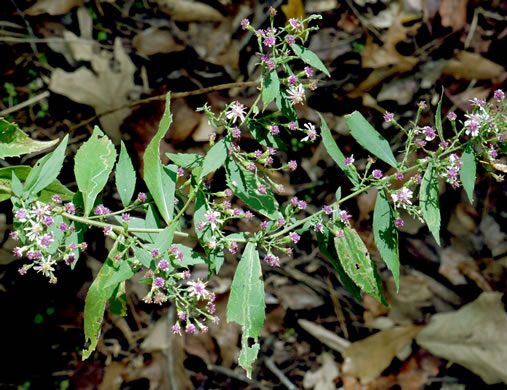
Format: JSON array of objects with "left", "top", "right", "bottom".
[
  {"left": 248, "top": 121, "right": 287, "bottom": 151},
  {"left": 262, "top": 69, "right": 280, "bottom": 109},
  {"left": 291, "top": 44, "right": 330, "bottom": 77},
  {"left": 74, "top": 127, "right": 116, "bottom": 216},
  {"left": 225, "top": 157, "right": 280, "bottom": 219},
  {"left": 143, "top": 93, "right": 176, "bottom": 224},
  {"left": 435, "top": 89, "right": 444, "bottom": 141},
  {"left": 460, "top": 143, "right": 476, "bottom": 204},
  {"left": 274, "top": 88, "right": 297, "bottom": 121},
  {"left": 83, "top": 248, "right": 134, "bottom": 360},
  {"left": 166, "top": 152, "right": 203, "bottom": 169},
  {"left": 194, "top": 190, "right": 212, "bottom": 244},
  {"left": 317, "top": 230, "right": 362, "bottom": 301},
  {"left": 319, "top": 114, "right": 359, "bottom": 185},
  {"left": 334, "top": 226, "right": 388, "bottom": 306},
  {"left": 200, "top": 139, "right": 227, "bottom": 179},
  {"left": 24, "top": 135, "right": 69, "bottom": 196},
  {"left": 0, "top": 117, "right": 59, "bottom": 158},
  {"left": 227, "top": 242, "right": 266, "bottom": 378},
  {"left": 373, "top": 189, "right": 400, "bottom": 291},
  {"left": 116, "top": 141, "right": 136, "bottom": 208},
  {"left": 420, "top": 163, "right": 441, "bottom": 245},
  {"left": 346, "top": 111, "right": 398, "bottom": 168}
]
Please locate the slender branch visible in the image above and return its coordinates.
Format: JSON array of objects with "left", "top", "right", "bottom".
[{"left": 0, "top": 91, "right": 50, "bottom": 116}]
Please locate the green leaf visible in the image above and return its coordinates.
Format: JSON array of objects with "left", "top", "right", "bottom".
[
  {"left": 11, "top": 171, "right": 22, "bottom": 197},
  {"left": 75, "top": 127, "right": 116, "bottom": 216},
  {"left": 134, "top": 247, "right": 154, "bottom": 269},
  {"left": 225, "top": 157, "right": 280, "bottom": 219},
  {"left": 373, "top": 189, "right": 400, "bottom": 291},
  {"left": 24, "top": 135, "right": 69, "bottom": 196},
  {"left": 209, "top": 249, "right": 225, "bottom": 274},
  {"left": 0, "top": 117, "right": 59, "bottom": 158},
  {"left": 435, "top": 89, "right": 444, "bottom": 141},
  {"left": 248, "top": 121, "right": 287, "bottom": 151},
  {"left": 274, "top": 88, "right": 297, "bottom": 121},
  {"left": 334, "top": 226, "right": 388, "bottom": 306},
  {"left": 166, "top": 152, "right": 204, "bottom": 169},
  {"left": 319, "top": 114, "right": 359, "bottom": 185},
  {"left": 83, "top": 251, "right": 133, "bottom": 360},
  {"left": 153, "top": 224, "right": 177, "bottom": 255},
  {"left": 460, "top": 143, "right": 476, "bottom": 204},
  {"left": 143, "top": 93, "right": 176, "bottom": 224},
  {"left": 200, "top": 139, "right": 227, "bottom": 179},
  {"left": 335, "top": 187, "right": 342, "bottom": 202},
  {"left": 172, "top": 244, "right": 207, "bottom": 267},
  {"left": 317, "top": 230, "right": 362, "bottom": 301},
  {"left": 194, "top": 190, "right": 212, "bottom": 244},
  {"left": 116, "top": 141, "right": 136, "bottom": 208},
  {"left": 291, "top": 44, "right": 330, "bottom": 77},
  {"left": 227, "top": 242, "right": 266, "bottom": 378},
  {"left": 262, "top": 69, "right": 280, "bottom": 109},
  {"left": 346, "top": 111, "right": 398, "bottom": 168},
  {"left": 420, "top": 162, "right": 441, "bottom": 245}
]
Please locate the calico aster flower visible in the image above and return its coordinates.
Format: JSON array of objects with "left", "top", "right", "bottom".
[
  {"left": 33, "top": 256, "right": 56, "bottom": 277},
  {"left": 391, "top": 187, "right": 413, "bottom": 209},
  {"left": 287, "top": 84, "right": 305, "bottom": 105},
  {"left": 188, "top": 279, "right": 209, "bottom": 301},
  {"left": 225, "top": 102, "right": 246, "bottom": 124}
]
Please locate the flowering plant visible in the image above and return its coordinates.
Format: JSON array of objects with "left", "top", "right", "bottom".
[{"left": 2, "top": 9, "right": 506, "bottom": 378}]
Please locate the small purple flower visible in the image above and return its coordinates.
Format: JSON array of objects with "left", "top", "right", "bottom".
[
  {"left": 277, "top": 217, "right": 285, "bottom": 226},
  {"left": 13, "top": 247, "right": 23, "bottom": 257},
  {"left": 469, "top": 97, "right": 485, "bottom": 107},
  {"left": 27, "top": 250, "right": 41, "bottom": 260},
  {"left": 80, "top": 242, "right": 88, "bottom": 251},
  {"left": 51, "top": 195, "right": 62, "bottom": 203},
  {"left": 395, "top": 172, "right": 404, "bottom": 180},
  {"left": 137, "top": 192, "right": 147, "bottom": 202},
  {"left": 223, "top": 200, "right": 231, "bottom": 210},
  {"left": 288, "top": 75, "right": 298, "bottom": 86},
  {"left": 44, "top": 216, "right": 54, "bottom": 226},
  {"left": 39, "top": 234, "right": 54, "bottom": 248},
  {"left": 304, "top": 66, "right": 313, "bottom": 77},
  {"left": 289, "top": 232, "right": 300, "bottom": 243},
  {"left": 439, "top": 140, "right": 449, "bottom": 149},
  {"left": 297, "top": 200, "right": 307, "bottom": 210},
  {"left": 103, "top": 226, "right": 112, "bottom": 236},
  {"left": 260, "top": 221, "right": 269, "bottom": 230},
  {"left": 489, "top": 148, "right": 498, "bottom": 159},
  {"left": 340, "top": 210, "right": 351, "bottom": 223},
  {"left": 494, "top": 89, "right": 505, "bottom": 101},
  {"left": 224, "top": 188, "right": 233, "bottom": 197},
  {"left": 415, "top": 139, "right": 427, "bottom": 147},
  {"left": 286, "top": 35, "right": 295, "bottom": 45},
  {"left": 288, "top": 121, "right": 297, "bottom": 131},
  {"left": 289, "top": 18, "right": 300, "bottom": 30},
  {"left": 254, "top": 149, "right": 263, "bottom": 159},
  {"left": 183, "top": 270, "right": 191, "bottom": 279},
  {"left": 263, "top": 36, "right": 276, "bottom": 47},
  {"left": 323, "top": 205, "right": 333, "bottom": 215},
  {"left": 336, "top": 229, "right": 344, "bottom": 238},
  {"left": 122, "top": 213, "right": 130, "bottom": 222},
  {"left": 208, "top": 132, "right": 216, "bottom": 143},
  {"left": 313, "top": 223, "right": 324, "bottom": 233},
  {"left": 158, "top": 259, "right": 169, "bottom": 271},
  {"left": 383, "top": 112, "right": 394, "bottom": 122},
  {"left": 270, "top": 125, "right": 280, "bottom": 135},
  {"left": 66, "top": 255, "right": 75, "bottom": 265},
  {"left": 174, "top": 198, "right": 179, "bottom": 206},
  {"left": 178, "top": 311, "right": 187, "bottom": 321},
  {"left": 207, "top": 302, "right": 216, "bottom": 314},
  {"left": 412, "top": 173, "right": 422, "bottom": 184},
  {"left": 15, "top": 209, "right": 28, "bottom": 222},
  {"left": 344, "top": 155, "right": 355, "bottom": 166},
  {"left": 233, "top": 208, "right": 242, "bottom": 217},
  {"left": 94, "top": 204, "right": 110, "bottom": 215},
  {"left": 18, "top": 267, "right": 27, "bottom": 276},
  {"left": 229, "top": 241, "right": 238, "bottom": 254},
  {"left": 263, "top": 254, "right": 280, "bottom": 267},
  {"left": 372, "top": 169, "right": 383, "bottom": 179},
  {"left": 447, "top": 112, "right": 457, "bottom": 121},
  {"left": 288, "top": 160, "right": 297, "bottom": 171},
  {"left": 423, "top": 126, "right": 436, "bottom": 141},
  {"left": 257, "top": 185, "right": 267, "bottom": 194},
  {"left": 267, "top": 147, "right": 277, "bottom": 155},
  {"left": 177, "top": 168, "right": 184, "bottom": 177},
  {"left": 245, "top": 211, "right": 254, "bottom": 220},
  {"left": 240, "top": 18, "right": 250, "bottom": 29},
  {"left": 68, "top": 242, "right": 78, "bottom": 251},
  {"left": 498, "top": 133, "right": 505, "bottom": 142},
  {"left": 64, "top": 202, "right": 76, "bottom": 214},
  {"left": 290, "top": 197, "right": 299, "bottom": 207},
  {"left": 247, "top": 162, "right": 256, "bottom": 172},
  {"left": 9, "top": 231, "right": 19, "bottom": 241},
  {"left": 395, "top": 218, "right": 404, "bottom": 227},
  {"left": 232, "top": 127, "right": 241, "bottom": 139},
  {"left": 172, "top": 324, "right": 182, "bottom": 335},
  {"left": 154, "top": 277, "right": 165, "bottom": 288},
  {"left": 176, "top": 252, "right": 184, "bottom": 261},
  {"left": 185, "top": 324, "right": 196, "bottom": 334},
  {"left": 196, "top": 222, "right": 205, "bottom": 231},
  {"left": 59, "top": 222, "right": 68, "bottom": 232},
  {"left": 151, "top": 249, "right": 160, "bottom": 257}
]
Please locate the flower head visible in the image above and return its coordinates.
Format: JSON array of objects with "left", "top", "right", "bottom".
[
  {"left": 391, "top": 187, "right": 413, "bottom": 209},
  {"left": 287, "top": 84, "right": 305, "bottom": 105},
  {"left": 240, "top": 19, "right": 250, "bottom": 29},
  {"left": 225, "top": 102, "right": 246, "bottom": 124},
  {"left": 494, "top": 89, "right": 505, "bottom": 101},
  {"left": 187, "top": 279, "right": 209, "bottom": 301},
  {"left": 288, "top": 160, "right": 297, "bottom": 171},
  {"left": 344, "top": 155, "right": 355, "bottom": 166},
  {"left": 372, "top": 169, "right": 383, "bottom": 179},
  {"left": 383, "top": 112, "right": 394, "bottom": 122},
  {"left": 205, "top": 210, "right": 221, "bottom": 230},
  {"left": 289, "top": 231, "right": 300, "bottom": 243}
]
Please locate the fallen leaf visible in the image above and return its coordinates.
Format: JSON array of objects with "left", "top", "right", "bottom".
[
  {"left": 25, "top": 0, "right": 82, "bottom": 16},
  {"left": 303, "top": 352, "right": 340, "bottom": 390},
  {"left": 276, "top": 284, "right": 324, "bottom": 310},
  {"left": 133, "top": 27, "right": 185, "bottom": 56},
  {"left": 416, "top": 292, "right": 507, "bottom": 385},
  {"left": 443, "top": 51, "right": 505, "bottom": 81},
  {"left": 438, "top": 248, "right": 472, "bottom": 285},
  {"left": 377, "top": 78, "right": 418, "bottom": 105},
  {"left": 479, "top": 215, "right": 507, "bottom": 257},
  {"left": 342, "top": 325, "right": 423, "bottom": 384},
  {"left": 49, "top": 38, "right": 136, "bottom": 143},
  {"left": 153, "top": 0, "right": 224, "bottom": 22},
  {"left": 298, "top": 319, "right": 351, "bottom": 353},
  {"left": 439, "top": 0, "right": 468, "bottom": 31},
  {"left": 387, "top": 276, "right": 433, "bottom": 324}
]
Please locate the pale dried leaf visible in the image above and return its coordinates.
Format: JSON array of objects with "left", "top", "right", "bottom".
[
  {"left": 303, "top": 353, "right": 340, "bottom": 390},
  {"left": 141, "top": 316, "right": 169, "bottom": 351},
  {"left": 25, "top": 0, "right": 82, "bottom": 16},
  {"left": 439, "top": 0, "right": 468, "bottom": 31},
  {"left": 443, "top": 51, "right": 505, "bottom": 81},
  {"left": 342, "top": 326, "right": 423, "bottom": 384},
  {"left": 298, "top": 319, "right": 350, "bottom": 353},
  {"left": 438, "top": 248, "right": 473, "bottom": 285},
  {"left": 49, "top": 38, "right": 136, "bottom": 143},
  {"left": 133, "top": 27, "right": 185, "bottom": 56},
  {"left": 416, "top": 292, "right": 507, "bottom": 385},
  {"left": 276, "top": 284, "right": 324, "bottom": 310},
  {"left": 154, "top": 0, "right": 224, "bottom": 22}
]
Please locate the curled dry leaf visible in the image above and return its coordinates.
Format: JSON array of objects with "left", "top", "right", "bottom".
[
  {"left": 49, "top": 38, "right": 136, "bottom": 143},
  {"left": 303, "top": 352, "right": 340, "bottom": 390},
  {"left": 133, "top": 27, "right": 185, "bottom": 56},
  {"left": 25, "top": 0, "right": 83, "bottom": 16},
  {"left": 153, "top": 0, "right": 224, "bottom": 22},
  {"left": 342, "top": 325, "right": 423, "bottom": 384},
  {"left": 416, "top": 292, "right": 507, "bottom": 385}
]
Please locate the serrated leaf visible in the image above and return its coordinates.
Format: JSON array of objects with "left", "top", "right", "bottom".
[
  {"left": 166, "top": 152, "right": 204, "bottom": 169},
  {"left": 346, "top": 111, "right": 398, "bottom": 168},
  {"left": 116, "top": 141, "right": 136, "bottom": 207},
  {"left": 435, "top": 89, "right": 444, "bottom": 141},
  {"left": 227, "top": 242, "right": 266, "bottom": 378},
  {"left": 0, "top": 117, "right": 59, "bottom": 158},
  {"left": 75, "top": 127, "right": 116, "bottom": 216},
  {"left": 334, "top": 226, "right": 388, "bottom": 306},
  {"left": 225, "top": 157, "right": 279, "bottom": 219},
  {"left": 291, "top": 44, "right": 330, "bottom": 77},
  {"left": 200, "top": 139, "right": 227, "bottom": 179},
  {"left": 262, "top": 69, "right": 280, "bottom": 109},
  {"left": 460, "top": 143, "right": 476, "bottom": 204},
  {"left": 420, "top": 163, "right": 441, "bottom": 245},
  {"left": 24, "top": 135, "right": 69, "bottom": 196},
  {"left": 248, "top": 121, "right": 287, "bottom": 151},
  {"left": 373, "top": 189, "right": 400, "bottom": 291},
  {"left": 317, "top": 230, "right": 362, "bottom": 301},
  {"left": 83, "top": 251, "right": 133, "bottom": 360},
  {"left": 320, "top": 114, "right": 359, "bottom": 185},
  {"left": 143, "top": 92, "right": 176, "bottom": 224}
]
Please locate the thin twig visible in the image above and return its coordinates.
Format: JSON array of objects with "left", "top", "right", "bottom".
[
  {"left": 265, "top": 358, "right": 297, "bottom": 390},
  {"left": 9, "top": 0, "right": 39, "bottom": 57},
  {"left": 0, "top": 90, "right": 49, "bottom": 116}
]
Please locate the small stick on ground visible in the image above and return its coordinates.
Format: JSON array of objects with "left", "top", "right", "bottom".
[{"left": 265, "top": 358, "right": 297, "bottom": 390}]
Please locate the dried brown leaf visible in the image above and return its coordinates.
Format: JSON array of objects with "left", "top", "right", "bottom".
[
  {"left": 133, "top": 27, "right": 185, "bottom": 56},
  {"left": 154, "top": 0, "right": 224, "bottom": 22},
  {"left": 303, "top": 352, "right": 340, "bottom": 390},
  {"left": 443, "top": 51, "right": 505, "bottom": 81},
  {"left": 439, "top": 0, "right": 468, "bottom": 31},
  {"left": 25, "top": 0, "right": 82, "bottom": 16}
]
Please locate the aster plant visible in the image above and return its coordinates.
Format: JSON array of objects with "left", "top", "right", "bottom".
[{"left": 2, "top": 8, "right": 506, "bottom": 378}]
